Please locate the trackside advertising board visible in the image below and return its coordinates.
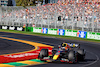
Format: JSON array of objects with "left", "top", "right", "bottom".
[
  {"left": 1, "top": 26, "right": 100, "bottom": 40},
  {"left": 42, "top": 28, "right": 48, "bottom": 34},
  {"left": 47, "top": 28, "right": 65, "bottom": 35},
  {"left": 58, "top": 29, "right": 65, "bottom": 35},
  {"left": 17, "top": 27, "right": 23, "bottom": 31},
  {"left": 32, "top": 27, "right": 100, "bottom": 40},
  {"left": 78, "top": 31, "right": 87, "bottom": 38},
  {"left": 33, "top": 27, "right": 42, "bottom": 33},
  {"left": 65, "top": 30, "right": 78, "bottom": 37},
  {"left": 2, "top": 26, "right": 7, "bottom": 29},
  {"left": 33, "top": 27, "right": 65, "bottom": 35},
  {"left": 47, "top": 28, "right": 58, "bottom": 35},
  {"left": 87, "top": 32, "right": 100, "bottom": 40},
  {"left": 9, "top": 26, "right": 15, "bottom": 30}
]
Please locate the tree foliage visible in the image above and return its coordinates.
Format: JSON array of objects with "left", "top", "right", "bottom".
[{"left": 15, "top": 0, "right": 43, "bottom": 6}]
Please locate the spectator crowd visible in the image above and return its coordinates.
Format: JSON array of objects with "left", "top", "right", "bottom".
[{"left": 1, "top": 0, "right": 100, "bottom": 28}]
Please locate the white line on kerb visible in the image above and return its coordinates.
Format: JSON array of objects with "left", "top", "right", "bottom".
[{"left": 81, "top": 51, "right": 99, "bottom": 67}]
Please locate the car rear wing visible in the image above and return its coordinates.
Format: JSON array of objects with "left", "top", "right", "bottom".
[{"left": 68, "top": 43, "right": 80, "bottom": 48}]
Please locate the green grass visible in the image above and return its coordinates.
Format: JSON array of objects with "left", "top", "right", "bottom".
[{"left": 0, "top": 29, "right": 100, "bottom": 43}]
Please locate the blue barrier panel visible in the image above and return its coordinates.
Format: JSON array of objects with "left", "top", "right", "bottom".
[
  {"left": 42, "top": 28, "right": 48, "bottom": 34},
  {"left": 58, "top": 29, "right": 65, "bottom": 36},
  {"left": 78, "top": 31, "right": 87, "bottom": 38}
]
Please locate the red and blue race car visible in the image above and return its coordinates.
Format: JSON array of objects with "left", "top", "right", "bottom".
[{"left": 38, "top": 42, "right": 86, "bottom": 63}]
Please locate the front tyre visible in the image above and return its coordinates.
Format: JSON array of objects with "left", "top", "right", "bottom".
[{"left": 38, "top": 49, "right": 48, "bottom": 59}]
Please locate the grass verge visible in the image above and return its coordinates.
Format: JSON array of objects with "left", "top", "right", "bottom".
[{"left": 0, "top": 29, "right": 100, "bottom": 43}]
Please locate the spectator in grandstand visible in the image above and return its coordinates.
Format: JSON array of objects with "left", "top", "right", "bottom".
[{"left": 1, "top": 0, "right": 100, "bottom": 28}]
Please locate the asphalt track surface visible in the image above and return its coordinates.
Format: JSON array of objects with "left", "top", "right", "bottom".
[{"left": 0, "top": 32, "right": 100, "bottom": 67}]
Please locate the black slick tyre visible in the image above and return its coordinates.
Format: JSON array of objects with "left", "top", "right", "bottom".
[
  {"left": 77, "top": 49, "right": 85, "bottom": 61},
  {"left": 68, "top": 51, "right": 76, "bottom": 63},
  {"left": 38, "top": 49, "right": 48, "bottom": 59}
]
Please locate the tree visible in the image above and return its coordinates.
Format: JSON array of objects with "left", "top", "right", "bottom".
[{"left": 15, "top": 0, "right": 43, "bottom": 6}]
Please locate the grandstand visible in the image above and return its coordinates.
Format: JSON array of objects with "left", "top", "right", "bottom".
[{"left": 0, "top": 0, "right": 100, "bottom": 32}]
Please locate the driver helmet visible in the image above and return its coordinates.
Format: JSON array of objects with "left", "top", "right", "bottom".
[
  {"left": 62, "top": 43, "right": 67, "bottom": 47},
  {"left": 61, "top": 43, "right": 68, "bottom": 50}
]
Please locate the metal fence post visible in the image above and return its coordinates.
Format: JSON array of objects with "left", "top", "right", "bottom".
[
  {"left": 63, "top": 10, "right": 65, "bottom": 29},
  {"left": 0, "top": 7, "right": 1, "bottom": 25},
  {"left": 12, "top": 7, "right": 14, "bottom": 26},
  {"left": 72, "top": 6, "right": 74, "bottom": 30},
  {"left": 35, "top": 7, "right": 37, "bottom": 27},
  {"left": 6, "top": 7, "right": 8, "bottom": 26},
  {"left": 82, "top": 7, "right": 85, "bottom": 31},
  {"left": 41, "top": 7, "right": 43, "bottom": 28},
  {"left": 55, "top": 9, "right": 57, "bottom": 29},
  {"left": 47, "top": 8, "right": 50, "bottom": 28},
  {"left": 92, "top": 6, "right": 94, "bottom": 32}
]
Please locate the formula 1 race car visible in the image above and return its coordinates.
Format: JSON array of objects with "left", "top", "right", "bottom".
[{"left": 38, "top": 42, "right": 86, "bottom": 63}]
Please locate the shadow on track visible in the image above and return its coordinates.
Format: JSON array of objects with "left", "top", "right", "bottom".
[{"left": 47, "top": 58, "right": 96, "bottom": 64}]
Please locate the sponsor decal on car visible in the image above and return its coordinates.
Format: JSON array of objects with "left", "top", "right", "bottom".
[
  {"left": 43, "top": 57, "right": 50, "bottom": 59},
  {"left": 61, "top": 58, "right": 69, "bottom": 61}
]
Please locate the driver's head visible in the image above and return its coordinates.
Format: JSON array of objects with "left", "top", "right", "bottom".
[
  {"left": 61, "top": 43, "right": 69, "bottom": 50},
  {"left": 62, "top": 43, "right": 67, "bottom": 47}
]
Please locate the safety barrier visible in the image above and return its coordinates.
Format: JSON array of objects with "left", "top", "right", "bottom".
[
  {"left": 0, "top": 26, "right": 25, "bottom": 31},
  {"left": 0, "top": 25, "right": 100, "bottom": 40},
  {"left": 31, "top": 27, "right": 100, "bottom": 40}
]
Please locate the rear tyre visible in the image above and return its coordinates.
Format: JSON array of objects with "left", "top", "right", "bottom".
[
  {"left": 68, "top": 51, "right": 76, "bottom": 63},
  {"left": 77, "top": 49, "right": 85, "bottom": 61},
  {"left": 38, "top": 49, "right": 48, "bottom": 59}
]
